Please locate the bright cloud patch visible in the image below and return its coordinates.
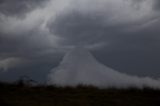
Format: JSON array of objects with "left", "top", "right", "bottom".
[
  {"left": 48, "top": 48, "right": 160, "bottom": 89},
  {"left": 0, "top": 57, "right": 26, "bottom": 71}
]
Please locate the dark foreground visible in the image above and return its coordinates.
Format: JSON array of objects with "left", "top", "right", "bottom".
[{"left": 0, "top": 82, "right": 160, "bottom": 106}]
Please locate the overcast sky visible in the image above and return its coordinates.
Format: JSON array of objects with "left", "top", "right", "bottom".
[{"left": 0, "top": 0, "right": 160, "bottom": 82}]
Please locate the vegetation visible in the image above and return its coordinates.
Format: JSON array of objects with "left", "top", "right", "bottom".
[{"left": 0, "top": 81, "right": 160, "bottom": 106}]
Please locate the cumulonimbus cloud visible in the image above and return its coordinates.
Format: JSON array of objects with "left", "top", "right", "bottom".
[{"left": 0, "top": 0, "right": 160, "bottom": 81}]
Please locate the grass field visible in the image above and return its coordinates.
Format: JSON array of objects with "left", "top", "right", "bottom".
[{"left": 0, "top": 82, "right": 160, "bottom": 106}]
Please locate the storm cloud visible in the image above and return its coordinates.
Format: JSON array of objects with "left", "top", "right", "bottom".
[
  {"left": 48, "top": 48, "right": 160, "bottom": 89},
  {"left": 154, "top": 0, "right": 160, "bottom": 10},
  {"left": 0, "top": 0, "right": 49, "bottom": 18},
  {"left": 0, "top": 0, "right": 160, "bottom": 82}
]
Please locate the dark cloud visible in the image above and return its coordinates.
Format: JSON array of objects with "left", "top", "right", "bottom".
[
  {"left": 47, "top": 10, "right": 127, "bottom": 47},
  {"left": 1, "top": 0, "right": 160, "bottom": 82},
  {"left": 0, "top": 0, "right": 48, "bottom": 18},
  {"left": 47, "top": 9, "right": 160, "bottom": 49},
  {"left": 47, "top": 9, "right": 160, "bottom": 78},
  {"left": 154, "top": 0, "right": 160, "bottom": 10}
]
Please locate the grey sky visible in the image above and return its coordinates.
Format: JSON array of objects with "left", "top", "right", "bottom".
[{"left": 0, "top": 0, "right": 160, "bottom": 82}]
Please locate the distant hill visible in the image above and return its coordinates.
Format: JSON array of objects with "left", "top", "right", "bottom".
[{"left": 0, "top": 82, "right": 160, "bottom": 106}]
